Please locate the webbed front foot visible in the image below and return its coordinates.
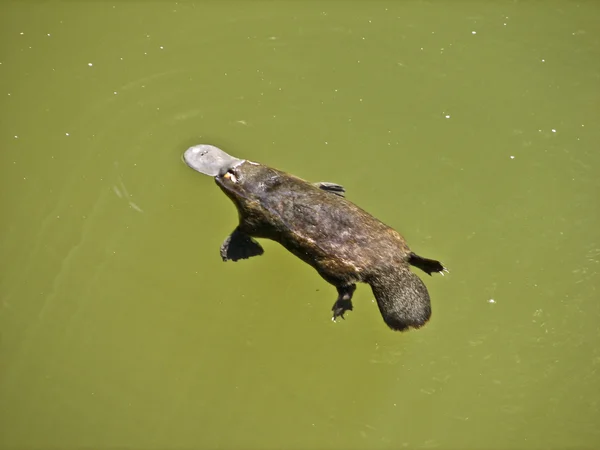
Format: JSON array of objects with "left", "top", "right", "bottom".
[
  {"left": 331, "top": 284, "right": 356, "bottom": 322},
  {"left": 220, "top": 227, "right": 264, "bottom": 262},
  {"left": 314, "top": 182, "right": 346, "bottom": 197}
]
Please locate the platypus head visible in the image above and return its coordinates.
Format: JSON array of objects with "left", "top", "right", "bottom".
[
  {"left": 183, "top": 144, "right": 245, "bottom": 177},
  {"left": 183, "top": 144, "right": 279, "bottom": 210}
]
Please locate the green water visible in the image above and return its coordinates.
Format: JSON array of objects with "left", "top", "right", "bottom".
[{"left": 1, "top": 2, "right": 599, "bottom": 449}]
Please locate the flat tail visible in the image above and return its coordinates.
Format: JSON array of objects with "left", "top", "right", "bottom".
[
  {"left": 369, "top": 269, "right": 432, "bottom": 332},
  {"left": 408, "top": 252, "right": 447, "bottom": 276}
]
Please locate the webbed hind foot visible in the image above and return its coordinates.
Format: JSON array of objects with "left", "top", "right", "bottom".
[
  {"left": 408, "top": 252, "right": 447, "bottom": 275},
  {"left": 331, "top": 284, "right": 356, "bottom": 321}
]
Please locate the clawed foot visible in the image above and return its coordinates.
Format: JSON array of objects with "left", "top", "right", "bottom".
[
  {"left": 408, "top": 253, "right": 448, "bottom": 276},
  {"left": 331, "top": 284, "right": 356, "bottom": 322},
  {"left": 332, "top": 299, "right": 353, "bottom": 321}
]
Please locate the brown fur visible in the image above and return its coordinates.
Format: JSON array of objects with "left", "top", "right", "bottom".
[{"left": 216, "top": 161, "right": 445, "bottom": 331}]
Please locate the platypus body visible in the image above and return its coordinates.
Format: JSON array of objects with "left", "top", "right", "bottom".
[{"left": 183, "top": 144, "right": 446, "bottom": 332}]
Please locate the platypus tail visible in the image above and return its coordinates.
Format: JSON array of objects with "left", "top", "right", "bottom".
[{"left": 369, "top": 269, "right": 432, "bottom": 332}]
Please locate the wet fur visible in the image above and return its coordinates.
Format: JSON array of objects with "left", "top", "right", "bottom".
[{"left": 217, "top": 162, "right": 445, "bottom": 332}]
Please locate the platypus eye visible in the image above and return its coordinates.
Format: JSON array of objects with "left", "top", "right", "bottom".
[{"left": 223, "top": 168, "right": 239, "bottom": 183}]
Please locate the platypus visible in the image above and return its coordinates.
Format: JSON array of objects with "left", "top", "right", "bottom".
[{"left": 183, "top": 144, "right": 446, "bottom": 331}]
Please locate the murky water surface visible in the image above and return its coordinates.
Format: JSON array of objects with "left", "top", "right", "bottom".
[{"left": 1, "top": 2, "right": 599, "bottom": 449}]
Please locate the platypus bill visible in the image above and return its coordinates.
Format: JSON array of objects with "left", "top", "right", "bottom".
[{"left": 183, "top": 144, "right": 447, "bottom": 332}]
